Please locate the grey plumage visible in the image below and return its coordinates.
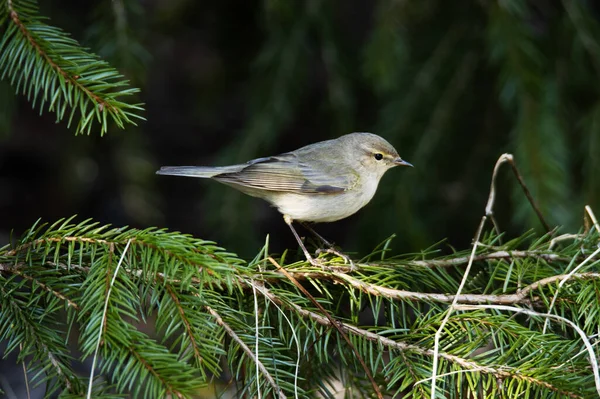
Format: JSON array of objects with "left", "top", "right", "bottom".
[{"left": 157, "top": 132, "right": 413, "bottom": 266}]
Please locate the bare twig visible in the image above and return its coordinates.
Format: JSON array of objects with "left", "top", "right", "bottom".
[
  {"left": 405, "top": 250, "right": 572, "bottom": 268},
  {"left": 87, "top": 239, "right": 131, "bottom": 399},
  {"left": 550, "top": 234, "right": 584, "bottom": 250},
  {"left": 430, "top": 215, "right": 487, "bottom": 398},
  {"left": 485, "top": 154, "right": 552, "bottom": 233},
  {"left": 585, "top": 205, "right": 600, "bottom": 235},
  {"left": 20, "top": 343, "right": 31, "bottom": 399},
  {"left": 508, "top": 156, "right": 553, "bottom": 233},
  {"left": 328, "top": 270, "right": 600, "bottom": 305},
  {"left": 430, "top": 151, "right": 550, "bottom": 398},
  {"left": 205, "top": 306, "right": 286, "bottom": 399}
]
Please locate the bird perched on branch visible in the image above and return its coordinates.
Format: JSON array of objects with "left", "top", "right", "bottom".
[{"left": 157, "top": 132, "right": 413, "bottom": 268}]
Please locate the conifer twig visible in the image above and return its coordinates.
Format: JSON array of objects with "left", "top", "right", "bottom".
[
  {"left": 542, "top": 245, "right": 600, "bottom": 334},
  {"left": 246, "top": 277, "right": 581, "bottom": 397},
  {"left": 455, "top": 304, "right": 600, "bottom": 397},
  {"left": 268, "top": 257, "right": 383, "bottom": 399},
  {"left": 205, "top": 306, "right": 286, "bottom": 399}
]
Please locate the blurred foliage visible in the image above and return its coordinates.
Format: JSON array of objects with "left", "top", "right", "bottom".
[{"left": 1, "top": 0, "right": 600, "bottom": 258}]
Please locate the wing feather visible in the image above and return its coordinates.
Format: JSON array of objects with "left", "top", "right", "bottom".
[{"left": 214, "top": 152, "right": 357, "bottom": 194}]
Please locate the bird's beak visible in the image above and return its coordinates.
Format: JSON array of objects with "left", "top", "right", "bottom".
[{"left": 393, "top": 158, "right": 413, "bottom": 167}]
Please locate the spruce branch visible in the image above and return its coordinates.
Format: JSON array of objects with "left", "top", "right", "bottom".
[
  {"left": 0, "top": 0, "right": 144, "bottom": 135},
  {"left": 428, "top": 150, "right": 585, "bottom": 398},
  {"left": 455, "top": 304, "right": 600, "bottom": 397},
  {"left": 5, "top": 265, "right": 80, "bottom": 309},
  {"left": 269, "top": 257, "right": 383, "bottom": 399},
  {"left": 244, "top": 277, "right": 584, "bottom": 398},
  {"left": 205, "top": 305, "right": 286, "bottom": 399},
  {"left": 1, "top": 211, "right": 599, "bottom": 397},
  {"left": 543, "top": 245, "right": 600, "bottom": 334}
]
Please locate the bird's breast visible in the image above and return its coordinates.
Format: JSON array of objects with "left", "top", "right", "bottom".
[{"left": 269, "top": 178, "right": 380, "bottom": 223}]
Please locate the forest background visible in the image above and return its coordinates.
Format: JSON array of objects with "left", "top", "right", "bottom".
[
  {"left": 1, "top": 1, "right": 600, "bottom": 397},
  {"left": 2, "top": 1, "right": 598, "bottom": 259}
]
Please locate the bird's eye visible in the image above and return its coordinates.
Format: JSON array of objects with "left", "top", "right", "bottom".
[{"left": 374, "top": 153, "right": 384, "bottom": 161}]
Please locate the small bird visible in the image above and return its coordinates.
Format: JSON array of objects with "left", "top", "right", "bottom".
[{"left": 157, "top": 132, "right": 413, "bottom": 267}]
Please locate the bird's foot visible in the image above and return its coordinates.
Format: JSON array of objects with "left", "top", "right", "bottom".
[
  {"left": 306, "top": 256, "right": 328, "bottom": 270},
  {"left": 315, "top": 248, "right": 356, "bottom": 272}
]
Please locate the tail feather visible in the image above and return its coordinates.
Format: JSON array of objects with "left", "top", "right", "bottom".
[{"left": 156, "top": 165, "right": 244, "bottom": 178}]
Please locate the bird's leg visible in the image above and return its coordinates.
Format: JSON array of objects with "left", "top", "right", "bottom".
[
  {"left": 300, "top": 223, "right": 355, "bottom": 271},
  {"left": 300, "top": 222, "right": 334, "bottom": 248},
  {"left": 284, "top": 215, "right": 321, "bottom": 268}
]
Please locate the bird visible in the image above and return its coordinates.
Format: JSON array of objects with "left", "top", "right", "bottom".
[{"left": 157, "top": 132, "right": 413, "bottom": 268}]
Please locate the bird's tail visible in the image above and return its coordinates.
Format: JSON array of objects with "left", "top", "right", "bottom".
[{"left": 156, "top": 165, "right": 243, "bottom": 178}]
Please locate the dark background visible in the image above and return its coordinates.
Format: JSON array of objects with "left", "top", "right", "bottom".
[{"left": 1, "top": 0, "right": 599, "bottom": 261}]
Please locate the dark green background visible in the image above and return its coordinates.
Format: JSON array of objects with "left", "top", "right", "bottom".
[{"left": 1, "top": 0, "right": 599, "bottom": 260}]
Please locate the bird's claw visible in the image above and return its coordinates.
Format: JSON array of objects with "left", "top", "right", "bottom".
[{"left": 315, "top": 248, "right": 356, "bottom": 272}]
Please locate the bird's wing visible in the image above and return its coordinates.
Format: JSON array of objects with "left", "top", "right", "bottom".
[{"left": 214, "top": 152, "right": 358, "bottom": 194}]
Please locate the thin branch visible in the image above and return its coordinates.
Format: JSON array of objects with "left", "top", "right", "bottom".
[
  {"left": 550, "top": 233, "right": 583, "bottom": 249},
  {"left": 4, "top": 260, "right": 599, "bottom": 307},
  {"left": 87, "top": 239, "right": 131, "bottom": 399},
  {"left": 164, "top": 284, "right": 205, "bottom": 369},
  {"left": 253, "top": 282, "right": 261, "bottom": 399},
  {"left": 327, "top": 270, "right": 600, "bottom": 305},
  {"left": 268, "top": 257, "right": 383, "bottom": 399},
  {"left": 430, "top": 151, "right": 548, "bottom": 398},
  {"left": 20, "top": 343, "right": 31, "bottom": 399},
  {"left": 485, "top": 153, "right": 552, "bottom": 233},
  {"left": 7, "top": 268, "right": 80, "bottom": 309},
  {"left": 204, "top": 306, "right": 286, "bottom": 399},
  {"left": 430, "top": 214, "right": 487, "bottom": 399},
  {"left": 509, "top": 155, "right": 552, "bottom": 232},
  {"left": 542, "top": 245, "right": 600, "bottom": 334},
  {"left": 401, "top": 250, "right": 572, "bottom": 268},
  {"left": 585, "top": 205, "right": 600, "bottom": 235}
]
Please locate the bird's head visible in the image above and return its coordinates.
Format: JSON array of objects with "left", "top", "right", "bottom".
[{"left": 340, "top": 132, "right": 413, "bottom": 178}]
